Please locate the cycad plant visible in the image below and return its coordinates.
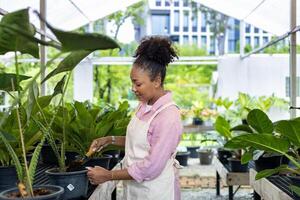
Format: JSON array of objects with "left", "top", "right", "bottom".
[{"left": 0, "top": 8, "right": 119, "bottom": 198}]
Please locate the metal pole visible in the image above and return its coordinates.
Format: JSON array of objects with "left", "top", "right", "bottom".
[
  {"left": 240, "top": 20, "right": 245, "bottom": 57},
  {"left": 40, "top": 0, "right": 47, "bottom": 96},
  {"left": 290, "top": 0, "right": 297, "bottom": 118}
]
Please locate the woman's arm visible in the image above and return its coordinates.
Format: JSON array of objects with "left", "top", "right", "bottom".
[
  {"left": 89, "top": 136, "right": 126, "bottom": 152},
  {"left": 87, "top": 167, "right": 132, "bottom": 185}
]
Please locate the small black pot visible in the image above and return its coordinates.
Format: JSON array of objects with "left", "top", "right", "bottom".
[
  {"left": 287, "top": 174, "right": 300, "bottom": 199},
  {"left": 254, "top": 155, "right": 284, "bottom": 172},
  {"left": 84, "top": 154, "right": 113, "bottom": 169},
  {"left": 197, "top": 150, "right": 214, "bottom": 165},
  {"left": 187, "top": 146, "right": 200, "bottom": 158},
  {"left": 217, "top": 149, "right": 232, "bottom": 164},
  {"left": 192, "top": 117, "right": 203, "bottom": 125},
  {"left": 0, "top": 166, "right": 17, "bottom": 192},
  {"left": 0, "top": 185, "right": 64, "bottom": 200},
  {"left": 175, "top": 151, "right": 190, "bottom": 166},
  {"left": 228, "top": 158, "right": 248, "bottom": 172},
  {"left": 46, "top": 168, "right": 88, "bottom": 200}
]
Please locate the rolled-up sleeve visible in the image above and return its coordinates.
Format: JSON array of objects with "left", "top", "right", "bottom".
[{"left": 127, "top": 107, "right": 182, "bottom": 183}]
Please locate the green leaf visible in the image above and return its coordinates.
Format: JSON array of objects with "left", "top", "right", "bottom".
[
  {"left": 255, "top": 165, "right": 288, "bottom": 180},
  {"left": 0, "top": 73, "right": 31, "bottom": 91},
  {"left": 290, "top": 185, "right": 300, "bottom": 197},
  {"left": 247, "top": 109, "right": 273, "bottom": 133},
  {"left": 214, "top": 116, "right": 232, "bottom": 140},
  {"left": 0, "top": 9, "right": 39, "bottom": 58},
  {"left": 224, "top": 134, "right": 289, "bottom": 154},
  {"left": 241, "top": 150, "right": 253, "bottom": 164},
  {"left": 42, "top": 50, "right": 91, "bottom": 83},
  {"left": 275, "top": 120, "right": 300, "bottom": 147},
  {"left": 31, "top": 95, "right": 53, "bottom": 115},
  {"left": 231, "top": 124, "right": 253, "bottom": 133},
  {"left": 52, "top": 75, "right": 66, "bottom": 97},
  {"left": 26, "top": 81, "right": 39, "bottom": 122}
]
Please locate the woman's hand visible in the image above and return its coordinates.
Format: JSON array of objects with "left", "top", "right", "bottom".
[
  {"left": 89, "top": 137, "right": 111, "bottom": 153},
  {"left": 87, "top": 166, "right": 111, "bottom": 185}
]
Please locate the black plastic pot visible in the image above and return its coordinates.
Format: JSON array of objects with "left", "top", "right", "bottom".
[
  {"left": 46, "top": 168, "right": 88, "bottom": 200},
  {"left": 41, "top": 144, "right": 58, "bottom": 165},
  {"left": 254, "top": 155, "right": 285, "bottom": 172},
  {"left": 83, "top": 154, "right": 113, "bottom": 169},
  {"left": 65, "top": 152, "right": 80, "bottom": 166},
  {"left": 228, "top": 158, "right": 248, "bottom": 172},
  {"left": 217, "top": 148, "right": 232, "bottom": 164},
  {"left": 197, "top": 150, "right": 214, "bottom": 165},
  {"left": 0, "top": 166, "right": 17, "bottom": 192},
  {"left": 287, "top": 174, "right": 300, "bottom": 199},
  {"left": 103, "top": 150, "right": 120, "bottom": 170},
  {"left": 192, "top": 117, "right": 203, "bottom": 125},
  {"left": 175, "top": 151, "right": 190, "bottom": 166},
  {"left": 0, "top": 185, "right": 64, "bottom": 200},
  {"left": 187, "top": 146, "right": 200, "bottom": 158}
]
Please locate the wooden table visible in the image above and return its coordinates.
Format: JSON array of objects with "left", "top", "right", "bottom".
[
  {"left": 214, "top": 157, "right": 250, "bottom": 200},
  {"left": 250, "top": 168, "right": 293, "bottom": 200}
]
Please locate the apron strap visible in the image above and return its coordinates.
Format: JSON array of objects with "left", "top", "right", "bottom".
[{"left": 147, "top": 102, "right": 176, "bottom": 125}]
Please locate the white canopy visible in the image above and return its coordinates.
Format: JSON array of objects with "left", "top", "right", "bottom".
[
  {"left": 194, "top": 0, "right": 299, "bottom": 36},
  {"left": 0, "top": 0, "right": 141, "bottom": 31}
]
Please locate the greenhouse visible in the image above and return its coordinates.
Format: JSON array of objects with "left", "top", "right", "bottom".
[{"left": 0, "top": 0, "right": 299, "bottom": 200}]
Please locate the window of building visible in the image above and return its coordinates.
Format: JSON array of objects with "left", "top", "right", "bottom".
[
  {"left": 254, "top": 36, "right": 259, "bottom": 47},
  {"left": 245, "top": 24, "right": 251, "bottom": 33},
  {"left": 228, "top": 40, "right": 236, "bottom": 53},
  {"left": 174, "top": 0, "right": 179, "bottom": 7},
  {"left": 254, "top": 27, "right": 259, "bottom": 33},
  {"left": 174, "top": 10, "right": 179, "bottom": 32},
  {"left": 210, "top": 36, "right": 215, "bottom": 54},
  {"left": 263, "top": 36, "right": 269, "bottom": 44},
  {"left": 183, "top": 11, "right": 189, "bottom": 32},
  {"left": 192, "top": 36, "right": 198, "bottom": 45},
  {"left": 183, "top": 0, "right": 189, "bottom": 7},
  {"left": 183, "top": 35, "right": 189, "bottom": 44},
  {"left": 201, "top": 13, "right": 206, "bottom": 32},
  {"left": 170, "top": 35, "right": 179, "bottom": 43},
  {"left": 165, "top": 0, "right": 170, "bottom": 6},
  {"left": 192, "top": 11, "right": 198, "bottom": 32},
  {"left": 155, "top": 0, "right": 161, "bottom": 6},
  {"left": 151, "top": 14, "right": 170, "bottom": 35},
  {"left": 201, "top": 36, "right": 207, "bottom": 49},
  {"left": 245, "top": 36, "right": 251, "bottom": 45},
  {"left": 286, "top": 77, "right": 300, "bottom": 97}
]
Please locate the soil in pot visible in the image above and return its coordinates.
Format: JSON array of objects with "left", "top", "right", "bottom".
[
  {"left": 46, "top": 168, "right": 88, "bottom": 200},
  {"left": 175, "top": 151, "right": 190, "bottom": 166},
  {"left": 228, "top": 158, "right": 248, "bottom": 172},
  {"left": 0, "top": 166, "right": 17, "bottom": 192},
  {"left": 0, "top": 185, "right": 64, "bottom": 200},
  {"left": 83, "top": 154, "right": 113, "bottom": 169},
  {"left": 217, "top": 148, "right": 232, "bottom": 164},
  {"left": 197, "top": 149, "right": 214, "bottom": 165},
  {"left": 187, "top": 146, "right": 200, "bottom": 158},
  {"left": 254, "top": 154, "right": 284, "bottom": 172}
]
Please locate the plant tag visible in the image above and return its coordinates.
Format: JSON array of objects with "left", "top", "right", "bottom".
[{"left": 67, "top": 184, "right": 75, "bottom": 191}]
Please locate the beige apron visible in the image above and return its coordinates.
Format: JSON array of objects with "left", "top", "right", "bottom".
[{"left": 89, "top": 102, "right": 180, "bottom": 200}]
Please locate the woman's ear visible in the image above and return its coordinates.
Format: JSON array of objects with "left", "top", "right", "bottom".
[{"left": 154, "top": 76, "right": 162, "bottom": 88}]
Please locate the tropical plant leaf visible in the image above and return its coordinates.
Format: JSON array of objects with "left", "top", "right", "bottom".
[
  {"left": 214, "top": 116, "right": 232, "bottom": 140},
  {"left": 42, "top": 50, "right": 91, "bottom": 83},
  {"left": 31, "top": 95, "right": 53, "bottom": 115},
  {"left": 231, "top": 124, "right": 253, "bottom": 133},
  {"left": 224, "top": 134, "right": 289, "bottom": 154},
  {"left": 290, "top": 185, "right": 300, "bottom": 197},
  {"left": 26, "top": 81, "right": 39, "bottom": 122},
  {"left": 247, "top": 109, "right": 273, "bottom": 133},
  {"left": 0, "top": 9, "right": 39, "bottom": 58},
  {"left": 0, "top": 73, "right": 31, "bottom": 91},
  {"left": 255, "top": 165, "right": 288, "bottom": 180},
  {"left": 52, "top": 75, "right": 66, "bottom": 97},
  {"left": 275, "top": 119, "right": 300, "bottom": 147},
  {"left": 241, "top": 150, "right": 253, "bottom": 164}
]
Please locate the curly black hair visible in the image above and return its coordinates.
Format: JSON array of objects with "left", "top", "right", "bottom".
[{"left": 133, "top": 36, "right": 178, "bottom": 86}]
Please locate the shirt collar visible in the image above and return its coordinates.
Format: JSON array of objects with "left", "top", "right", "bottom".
[{"left": 141, "top": 91, "right": 173, "bottom": 113}]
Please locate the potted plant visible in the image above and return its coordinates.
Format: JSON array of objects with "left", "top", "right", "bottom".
[
  {"left": 196, "top": 133, "right": 218, "bottom": 165},
  {"left": 186, "top": 133, "right": 200, "bottom": 158},
  {"left": 191, "top": 101, "right": 204, "bottom": 125}
]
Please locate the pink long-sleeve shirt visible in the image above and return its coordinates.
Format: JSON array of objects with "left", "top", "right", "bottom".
[{"left": 127, "top": 91, "right": 183, "bottom": 200}]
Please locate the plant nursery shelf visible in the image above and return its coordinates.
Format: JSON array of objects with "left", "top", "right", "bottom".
[
  {"left": 183, "top": 125, "right": 214, "bottom": 133},
  {"left": 214, "top": 157, "right": 249, "bottom": 200},
  {"left": 250, "top": 168, "right": 294, "bottom": 200}
]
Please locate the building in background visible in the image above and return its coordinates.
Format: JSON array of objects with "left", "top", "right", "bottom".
[{"left": 134, "top": 0, "right": 274, "bottom": 55}]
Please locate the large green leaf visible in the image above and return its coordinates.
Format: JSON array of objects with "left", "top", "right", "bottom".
[
  {"left": 46, "top": 24, "right": 120, "bottom": 52},
  {"left": 290, "top": 185, "right": 300, "bottom": 197},
  {"left": 255, "top": 165, "right": 288, "bottom": 180},
  {"left": 231, "top": 124, "right": 253, "bottom": 133},
  {"left": 214, "top": 116, "right": 232, "bottom": 140},
  {"left": 0, "top": 9, "right": 39, "bottom": 58},
  {"left": 0, "top": 73, "right": 31, "bottom": 91},
  {"left": 275, "top": 119, "right": 300, "bottom": 147},
  {"left": 42, "top": 50, "right": 91, "bottom": 83},
  {"left": 247, "top": 109, "right": 273, "bottom": 133},
  {"left": 26, "top": 81, "right": 39, "bottom": 123},
  {"left": 224, "top": 134, "right": 289, "bottom": 153},
  {"left": 51, "top": 75, "right": 66, "bottom": 97}
]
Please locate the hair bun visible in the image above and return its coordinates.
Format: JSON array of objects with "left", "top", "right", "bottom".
[{"left": 134, "top": 36, "right": 178, "bottom": 66}]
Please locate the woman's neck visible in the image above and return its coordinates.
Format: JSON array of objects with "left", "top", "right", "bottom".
[{"left": 147, "top": 89, "right": 166, "bottom": 105}]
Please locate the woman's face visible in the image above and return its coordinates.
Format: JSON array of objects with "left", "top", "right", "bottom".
[{"left": 130, "top": 65, "right": 161, "bottom": 103}]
